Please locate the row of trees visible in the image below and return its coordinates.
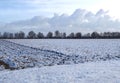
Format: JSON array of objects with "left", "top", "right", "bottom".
[{"left": 0, "top": 30, "right": 120, "bottom": 39}]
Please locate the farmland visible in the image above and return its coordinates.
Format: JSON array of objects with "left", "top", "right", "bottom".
[{"left": 0, "top": 39, "right": 120, "bottom": 83}]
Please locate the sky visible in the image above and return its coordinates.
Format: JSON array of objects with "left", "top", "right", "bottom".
[{"left": 0, "top": 0, "right": 120, "bottom": 23}]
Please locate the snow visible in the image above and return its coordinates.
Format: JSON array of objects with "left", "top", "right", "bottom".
[
  {"left": 9, "top": 39, "right": 120, "bottom": 57},
  {"left": 0, "top": 40, "right": 67, "bottom": 70},
  {"left": 0, "top": 60, "right": 120, "bottom": 83},
  {"left": 1, "top": 39, "right": 120, "bottom": 82},
  {"left": 0, "top": 39, "right": 119, "bottom": 70}
]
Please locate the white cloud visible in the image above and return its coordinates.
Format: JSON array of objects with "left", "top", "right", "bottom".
[
  {"left": 1, "top": 0, "right": 120, "bottom": 22},
  {"left": 0, "top": 8, "right": 120, "bottom": 33}
]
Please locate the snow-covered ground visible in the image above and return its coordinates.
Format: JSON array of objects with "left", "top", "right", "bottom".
[
  {"left": 0, "top": 39, "right": 120, "bottom": 83},
  {"left": 0, "top": 60, "right": 120, "bottom": 83},
  {"left": 0, "top": 39, "right": 119, "bottom": 70},
  {"left": 9, "top": 39, "right": 120, "bottom": 56},
  {"left": 0, "top": 40, "right": 67, "bottom": 70}
]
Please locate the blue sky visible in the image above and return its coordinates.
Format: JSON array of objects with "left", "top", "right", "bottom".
[{"left": 0, "top": 0, "right": 120, "bottom": 22}]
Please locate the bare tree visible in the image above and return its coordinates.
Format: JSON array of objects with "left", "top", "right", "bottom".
[
  {"left": 91, "top": 32, "right": 100, "bottom": 38},
  {"left": 62, "top": 32, "right": 66, "bottom": 38},
  {"left": 75, "top": 32, "right": 81, "bottom": 38},
  {"left": 68, "top": 32, "right": 75, "bottom": 38},
  {"left": 14, "top": 33, "right": 19, "bottom": 39},
  {"left": 19, "top": 31, "right": 25, "bottom": 39},
  {"left": 37, "top": 32, "right": 44, "bottom": 39},
  {"left": 3, "top": 32, "right": 9, "bottom": 39},
  {"left": 27, "top": 31, "right": 36, "bottom": 39},
  {"left": 54, "top": 30, "right": 60, "bottom": 38},
  {"left": 46, "top": 32, "right": 53, "bottom": 38},
  {"left": 9, "top": 33, "right": 14, "bottom": 39}
]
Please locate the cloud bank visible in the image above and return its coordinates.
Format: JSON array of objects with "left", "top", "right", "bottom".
[{"left": 0, "top": 9, "right": 120, "bottom": 33}]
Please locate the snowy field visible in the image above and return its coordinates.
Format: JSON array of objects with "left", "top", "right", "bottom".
[
  {"left": 9, "top": 39, "right": 120, "bottom": 58},
  {"left": 0, "top": 39, "right": 120, "bottom": 83},
  {"left": 0, "top": 60, "right": 120, "bottom": 83}
]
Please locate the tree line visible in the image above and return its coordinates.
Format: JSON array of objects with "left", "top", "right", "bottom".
[{"left": 0, "top": 30, "right": 120, "bottom": 39}]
